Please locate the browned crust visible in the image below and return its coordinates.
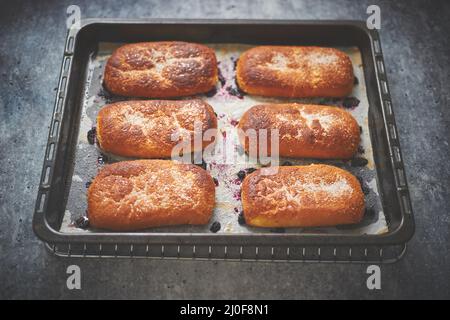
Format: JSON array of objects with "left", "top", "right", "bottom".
[
  {"left": 87, "top": 160, "right": 216, "bottom": 231},
  {"left": 104, "top": 42, "right": 218, "bottom": 98},
  {"left": 238, "top": 103, "right": 360, "bottom": 159},
  {"left": 241, "top": 164, "right": 365, "bottom": 228},
  {"left": 96, "top": 99, "right": 217, "bottom": 158},
  {"left": 236, "top": 46, "right": 354, "bottom": 98}
]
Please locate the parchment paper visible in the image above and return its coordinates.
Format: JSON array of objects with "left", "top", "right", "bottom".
[{"left": 61, "top": 43, "right": 388, "bottom": 235}]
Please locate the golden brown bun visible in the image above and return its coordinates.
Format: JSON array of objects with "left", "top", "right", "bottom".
[
  {"left": 87, "top": 160, "right": 215, "bottom": 231},
  {"left": 236, "top": 46, "right": 354, "bottom": 98},
  {"left": 104, "top": 42, "right": 218, "bottom": 98},
  {"left": 96, "top": 99, "right": 217, "bottom": 158},
  {"left": 238, "top": 103, "right": 360, "bottom": 159},
  {"left": 241, "top": 164, "right": 365, "bottom": 228}
]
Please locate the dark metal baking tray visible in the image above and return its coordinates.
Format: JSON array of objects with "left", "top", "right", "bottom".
[{"left": 33, "top": 19, "right": 414, "bottom": 262}]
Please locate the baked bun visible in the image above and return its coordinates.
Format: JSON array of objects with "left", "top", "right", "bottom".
[
  {"left": 96, "top": 99, "right": 217, "bottom": 158},
  {"left": 241, "top": 164, "right": 365, "bottom": 228},
  {"left": 238, "top": 103, "right": 360, "bottom": 159},
  {"left": 87, "top": 160, "right": 215, "bottom": 231},
  {"left": 236, "top": 46, "right": 354, "bottom": 98},
  {"left": 104, "top": 41, "right": 218, "bottom": 98}
]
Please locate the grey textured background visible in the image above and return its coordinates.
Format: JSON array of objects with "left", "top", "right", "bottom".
[{"left": 0, "top": 0, "right": 449, "bottom": 299}]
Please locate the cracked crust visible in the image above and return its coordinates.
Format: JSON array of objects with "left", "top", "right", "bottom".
[
  {"left": 238, "top": 103, "right": 360, "bottom": 159},
  {"left": 96, "top": 99, "right": 217, "bottom": 158},
  {"left": 241, "top": 164, "right": 365, "bottom": 228},
  {"left": 236, "top": 46, "right": 354, "bottom": 98},
  {"left": 104, "top": 42, "right": 218, "bottom": 98},
  {"left": 87, "top": 160, "right": 215, "bottom": 231}
]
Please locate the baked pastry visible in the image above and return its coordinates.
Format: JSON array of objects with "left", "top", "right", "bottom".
[
  {"left": 236, "top": 46, "right": 354, "bottom": 98},
  {"left": 241, "top": 164, "right": 365, "bottom": 228},
  {"left": 104, "top": 41, "right": 218, "bottom": 98},
  {"left": 87, "top": 160, "right": 215, "bottom": 231},
  {"left": 238, "top": 103, "right": 360, "bottom": 159},
  {"left": 96, "top": 99, "right": 217, "bottom": 158}
]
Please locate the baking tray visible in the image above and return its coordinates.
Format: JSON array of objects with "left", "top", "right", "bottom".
[
  {"left": 33, "top": 19, "right": 414, "bottom": 263},
  {"left": 65, "top": 43, "right": 386, "bottom": 237}
]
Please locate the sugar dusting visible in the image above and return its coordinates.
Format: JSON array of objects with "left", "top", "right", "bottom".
[
  {"left": 122, "top": 109, "right": 157, "bottom": 134},
  {"left": 270, "top": 53, "right": 289, "bottom": 70},
  {"left": 274, "top": 108, "right": 336, "bottom": 131},
  {"left": 306, "top": 52, "right": 338, "bottom": 65},
  {"left": 299, "top": 178, "right": 352, "bottom": 196},
  {"left": 299, "top": 110, "right": 336, "bottom": 131},
  {"left": 261, "top": 176, "right": 353, "bottom": 207}
]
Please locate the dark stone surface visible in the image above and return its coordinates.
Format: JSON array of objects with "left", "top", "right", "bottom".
[{"left": 0, "top": 0, "right": 449, "bottom": 299}]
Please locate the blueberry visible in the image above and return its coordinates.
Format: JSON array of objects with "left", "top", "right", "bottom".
[
  {"left": 246, "top": 168, "right": 257, "bottom": 174},
  {"left": 356, "top": 176, "right": 369, "bottom": 195},
  {"left": 218, "top": 68, "right": 226, "bottom": 86},
  {"left": 85, "top": 180, "right": 92, "bottom": 188},
  {"left": 225, "top": 84, "right": 245, "bottom": 99},
  {"left": 87, "top": 127, "right": 96, "bottom": 145},
  {"left": 213, "top": 178, "right": 219, "bottom": 187},
  {"left": 97, "top": 154, "right": 108, "bottom": 165},
  {"left": 204, "top": 87, "right": 218, "bottom": 97},
  {"left": 98, "top": 87, "right": 114, "bottom": 103},
  {"left": 230, "top": 119, "right": 239, "bottom": 127},
  {"left": 238, "top": 212, "right": 246, "bottom": 225},
  {"left": 362, "top": 185, "right": 370, "bottom": 195},
  {"left": 237, "top": 170, "right": 246, "bottom": 181},
  {"left": 210, "top": 221, "right": 221, "bottom": 233},
  {"left": 75, "top": 215, "right": 89, "bottom": 229},
  {"left": 231, "top": 57, "right": 238, "bottom": 71},
  {"left": 342, "top": 97, "right": 360, "bottom": 109},
  {"left": 351, "top": 157, "right": 368, "bottom": 167}
]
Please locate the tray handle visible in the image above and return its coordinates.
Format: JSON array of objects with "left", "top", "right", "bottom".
[
  {"left": 47, "top": 242, "right": 407, "bottom": 264},
  {"left": 33, "top": 31, "right": 74, "bottom": 236},
  {"left": 369, "top": 29, "right": 414, "bottom": 225}
]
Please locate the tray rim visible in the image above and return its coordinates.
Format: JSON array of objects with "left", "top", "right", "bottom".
[{"left": 32, "top": 19, "right": 415, "bottom": 251}]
